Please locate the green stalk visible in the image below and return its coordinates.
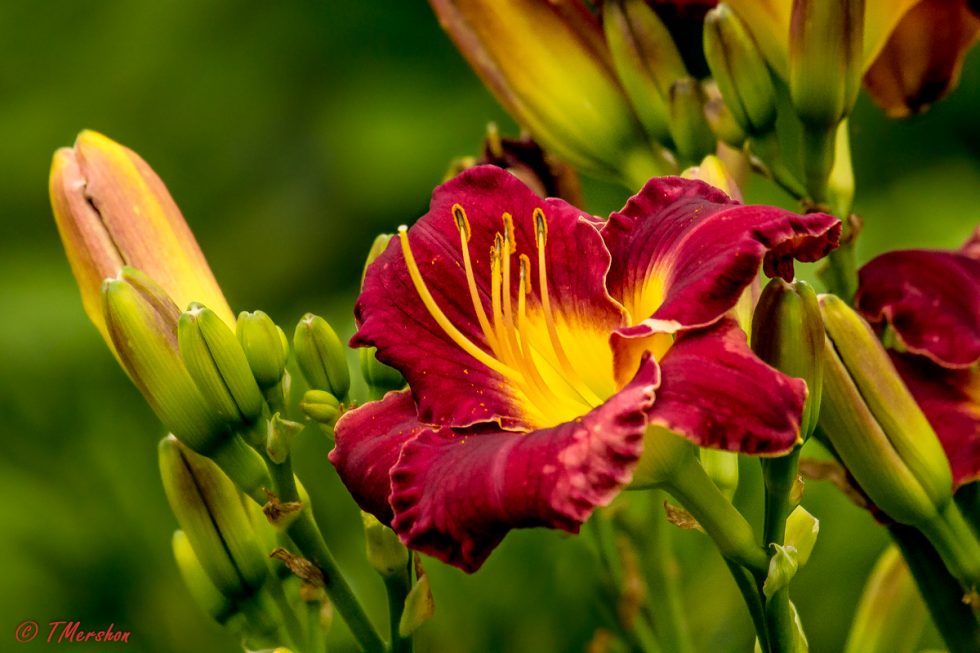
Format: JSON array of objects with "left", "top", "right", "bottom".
[
  {"left": 266, "top": 454, "right": 386, "bottom": 653},
  {"left": 384, "top": 555, "right": 414, "bottom": 653},
  {"left": 761, "top": 449, "right": 803, "bottom": 653},
  {"left": 645, "top": 490, "right": 695, "bottom": 653},
  {"left": 725, "top": 560, "right": 771, "bottom": 653},
  {"left": 889, "top": 524, "right": 980, "bottom": 653}
]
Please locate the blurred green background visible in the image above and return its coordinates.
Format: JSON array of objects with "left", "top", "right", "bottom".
[{"left": 0, "top": 1, "right": 977, "bottom": 652}]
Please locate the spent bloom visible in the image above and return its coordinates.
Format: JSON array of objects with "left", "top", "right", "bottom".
[
  {"left": 855, "top": 228, "right": 980, "bottom": 488},
  {"left": 330, "top": 165, "right": 839, "bottom": 571}
]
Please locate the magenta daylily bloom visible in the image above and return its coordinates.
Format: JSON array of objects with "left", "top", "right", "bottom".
[
  {"left": 855, "top": 232, "right": 980, "bottom": 488},
  {"left": 331, "top": 166, "right": 840, "bottom": 572}
]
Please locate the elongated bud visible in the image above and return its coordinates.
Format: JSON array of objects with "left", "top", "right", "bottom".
[
  {"left": 844, "top": 547, "right": 928, "bottom": 653},
  {"left": 668, "top": 77, "right": 716, "bottom": 164},
  {"left": 159, "top": 436, "right": 269, "bottom": 600},
  {"left": 820, "top": 295, "right": 952, "bottom": 507},
  {"left": 103, "top": 267, "right": 225, "bottom": 452},
  {"left": 172, "top": 530, "right": 237, "bottom": 625},
  {"left": 752, "top": 279, "right": 824, "bottom": 439},
  {"left": 237, "top": 311, "right": 288, "bottom": 390},
  {"left": 359, "top": 348, "right": 405, "bottom": 395},
  {"left": 293, "top": 314, "right": 350, "bottom": 399},
  {"left": 789, "top": 0, "right": 864, "bottom": 129},
  {"left": 362, "top": 512, "right": 409, "bottom": 578},
  {"left": 180, "top": 303, "right": 264, "bottom": 429},
  {"left": 429, "top": 0, "right": 663, "bottom": 180},
  {"left": 603, "top": 0, "right": 688, "bottom": 146},
  {"left": 49, "top": 130, "right": 233, "bottom": 349},
  {"left": 299, "top": 390, "right": 341, "bottom": 429},
  {"left": 703, "top": 82, "right": 748, "bottom": 148},
  {"left": 704, "top": 4, "right": 778, "bottom": 136}
]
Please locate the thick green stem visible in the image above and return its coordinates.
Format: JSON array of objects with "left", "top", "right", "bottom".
[
  {"left": 889, "top": 524, "right": 980, "bottom": 653},
  {"left": 645, "top": 490, "right": 695, "bottom": 653},
  {"left": 761, "top": 449, "right": 804, "bottom": 653},
  {"left": 266, "top": 456, "right": 386, "bottom": 653},
  {"left": 725, "top": 560, "right": 771, "bottom": 653},
  {"left": 665, "top": 457, "right": 769, "bottom": 574},
  {"left": 384, "top": 555, "right": 414, "bottom": 653},
  {"left": 919, "top": 501, "right": 980, "bottom": 589}
]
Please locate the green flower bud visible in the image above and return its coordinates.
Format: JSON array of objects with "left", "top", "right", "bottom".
[
  {"left": 703, "top": 82, "right": 748, "bottom": 148},
  {"left": 752, "top": 279, "right": 824, "bottom": 439},
  {"left": 362, "top": 512, "right": 409, "bottom": 578},
  {"left": 667, "top": 78, "right": 716, "bottom": 165},
  {"left": 789, "top": 0, "right": 865, "bottom": 129},
  {"left": 784, "top": 506, "right": 819, "bottom": 568},
  {"left": 820, "top": 295, "right": 952, "bottom": 510},
  {"left": 293, "top": 313, "right": 350, "bottom": 399},
  {"left": 299, "top": 390, "right": 341, "bottom": 429},
  {"left": 172, "top": 530, "right": 238, "bottom": 625},
  {"left": 704, "top": 4, "right": 778, "bottom": 136},
  {"left": 700, "top": 449, "right": 740, "bottom": 501},
  {"left": 237, "top": 310, "right": 288, "bottom": 390},
  {"left": 180, "top": 303, "right": 264, "bottom": 429},
  {"left": 159, "top": 436, "right": 270, "bottom": 600},
  {"left": 102, "top": 267, "right": 225, "bottom": 453},
  {"left": 602, "top": 0, "right": 687, "bottom": 146},
  {"left": 359, "top": 347, "right": 405, "bottom": 395}
]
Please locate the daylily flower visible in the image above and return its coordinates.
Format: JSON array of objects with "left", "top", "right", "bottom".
[
  {"left": 330, "top": 165, "right": 839, "bottom": 572},
  {"left": 855, "top": 229, "right": 980, "bottom": 488}
]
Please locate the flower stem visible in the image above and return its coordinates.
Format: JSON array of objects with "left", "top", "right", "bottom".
[
  {"left": 761, "top": 448, "right": 804, "bottom": 653},
  {"left": 918, "top": 500, "right": 980, "bottom": 589},
  {"left": 889, "top": 523, "right": 980, "bottom": 653},
  {"left": 645, "top": 490, "right": 695, "bottom": 653},
  {"left": 266, "top": 454, "right": 387, "bottom": 653},
  {"left": 725, "top": 560, "right": 771, "bottom": 653},
  {"left": 384, "top": 555, "right": 414, "bottom": 653}
]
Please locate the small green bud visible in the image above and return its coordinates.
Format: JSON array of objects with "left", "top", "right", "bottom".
[
  {"left": 667, "top": 77, "right": 716, "bottom": 165},
  {"left": 602, "top": 0, "right": 687, "bottom": 146},
  {"left": 784, "top": 506, "right": 819, "bottom": 568},
  {"left": 763, "top": 543, "right": 799, "bottom": 599},
  {"left": 102, "top": 267, "right": 226, "bottom": 453},
  {"left": 293, "top": 313, "right": 350, "bottom": 399},
  {"left": 700, "top": 449, "right": 739, "bottom": 501},
  {"left": 789, "top": 0, "right": 865, "bottom": 129},
  {"left": 237, "top": 310, "right": 288, "bottom": 390},
  {"left": 359, "top": 347, "right": 405, "bottom": 395},
  {"left": 266, "top": 413, "right": 304, "bottom": 464},
  {"left": 362, "top": 512, "right": 409, "bottom": 578},
  {"left": 704, "top": 4, "right": 778, "bottom": 136},
  {"left": 752, "top": 279, "right": 824, "bottom": 439},
  {"left": 820, "top": 295, "right": 952, "bottom": 509},
  {"left": 159, "top": 436, "right": 270, "bottom": 600},
  {"left": 180, "top": 303, "right": 264, "bottom": 428},
  {"left": 172, "top": 530, "right": 237, "bottom": 625},
  {"left": 299, "top": 390, "right": 341, "bottom": 429}
]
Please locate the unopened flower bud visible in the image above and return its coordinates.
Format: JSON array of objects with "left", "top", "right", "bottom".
[
  {"left": 293, "top": 313, "right": 350, "bottom": 399},
  {"left": 700, "top": 449, "right": 740, "bottom": 501},
  {"left": 820, "top": 295, "right": 952, "bottom": 525},
  {"left": 299, "top": 390, "right": 341, "bottom": 429},
  {"left": 703, "top": 88, "right": 748, "bottom": 148},
  {"left": 704, "top": 4, "right": 778, "bottom": 136},
  {"left": 49, "top": 130, "right": 233, "bottom": 349},
  {"left": 603, "top": 0, "right": 688, "bottom": 146},
  {"left": 681, "top": 154, "right": 741, "bottom": 199},
  {"left": 668, "top": 77, "right": 716, "bottom": 165},
  {"left": 102, "top": 267, "right": 225, "bottom": 453},
  {"left": 784, "top": 506, "right": 819, "bottom": 568},
  {"left": 159, "top": 436, "right": 270, "bottom": 600},
  {"left": 237, "top": 310, "right": 288, "bottom": 391},
  {"left": 180, "top": 303, "right": 264, "bottom": 429},
  {"left": 752, "top": 279, "right": 824, "bottom": 439},
  {"left": 362, "top": 512, "right": 409, "bottom": 578},
  {"left": 789, "top": 0, "right": 864, "bottom": 130},
  {"left": 359, "top": 348, "right": 405, "bottom": 396},
  {"left": 172, "top": 530, "right": 237, "bottom": 625}
]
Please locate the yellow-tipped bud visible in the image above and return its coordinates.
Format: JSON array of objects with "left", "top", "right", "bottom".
[
  {"left": 602, "top": 0, "right": 688, "bottom": 146},
  {"left": 293, "top": 313, "right": 350, "bottom": 399},
  {"left": 180, "top": 303, "right": 264, "bottom": 429},
  {"left": 237, "top": 311, "right": 288, "bottom": 391},
  {"left": 681, "top": 154, "right": 741, "bottom": 199},
  {"left": 704, "top": 4, "right": 778, "bottom": 136},
  {"left": 752, "top": 279, "right": 825, "bottom": 439},
  {"left": 49, "top": 130, "right": 233, "bottom": 349},
  {"left": 159, "top": 436, "right": 270, "bottom": 600}
]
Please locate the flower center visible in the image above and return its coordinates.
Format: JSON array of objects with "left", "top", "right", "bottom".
[{"left": 397, "top": 204, "right": 609, "bottom": 427}]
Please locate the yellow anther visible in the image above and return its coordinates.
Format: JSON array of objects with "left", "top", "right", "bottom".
[
  {"left": 453, "top": 204, "right": 495, "bottom": 348},
  {"left": 452, "top": 203, "right": 471, "bottom": 242},
  {"left": 534, "top": 207, "right": 548, "bottom": 248}
]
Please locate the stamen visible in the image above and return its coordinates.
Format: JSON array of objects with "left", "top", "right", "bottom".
[
  {"left": 515, "top": 254, "right": 561, "bottom": 403},
  {"left": 499, "top": 213, "right": 524, "bottom": 370},
  {"left": 397, "top": 226, "right": 517, "bottom": 380},
  {"left": 453, "top": 204, "right": 497, "bottom": 349},
  {"left": 534, "top": 209, "right": 604, "bottom": 406}
]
